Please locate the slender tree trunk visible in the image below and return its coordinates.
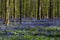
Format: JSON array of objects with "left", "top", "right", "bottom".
[
  {"left": 36, "top": 0, "right": 40, "bottom": 20},
  {"left": 56, "top": 0, "right": 59, "bottom": 17},
  {"left": 14, "top": 0, "right": 17, "bottom": 23},
  {"left": 13, "top": 0, "right": 15, "bottom": 22},
  {"left": 4, "top": 0, "right": 6, "bottom": 24},
  {"left": 6, "top": 0, "right": 10, "bottom": 25},
  {"left": 40, "top": 1, "right": 43, "bottom": 19},
  {"left": 23, "top": 0, "right": 25, "bottom": 18},
  {"left": 20, "top": 0, "right": 22, "bottom": 23},
  {"left": 11, "top": 0, "right": 14, "bottom": 19},
  {"left": 36, "top": 0, "right": 42, "bottom": 20},
  {"left": 30, "top": 0, "right": 33, "bottom": 19},
  {"left": 48, "top": 0, "right": 53, "bottom": 19},
  {"left": 1, "top": 0, "right": 3, "bottom": 16}
]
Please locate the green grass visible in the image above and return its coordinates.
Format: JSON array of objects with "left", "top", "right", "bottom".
[{"left": 0, "top": 26, "right": 60, "bottom": 40}]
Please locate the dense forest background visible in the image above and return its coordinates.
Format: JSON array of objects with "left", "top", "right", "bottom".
[
  {"left": 0, "top": 0, "right": 60, "bottom": 40},
  {"left": 0, "top": 0, "right": 60, "bottom": 25}
]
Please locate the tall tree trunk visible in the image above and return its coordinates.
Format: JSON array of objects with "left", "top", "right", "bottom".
[
  {"left": 48, "top": 0, "right": 53, "bottom": 19},
  {"left": 20, "top": 0, "right": 22, "bottom": 23},
  {"left": 4, "top": 0, "right": 6, "bottom": 24},
  {"left": 36, "top": 0, "right": 42, "bottom": 20},
  {"left": 56, "top": 0, "right": 59, "bottom": 17},
  {"left": 23, "top": 0, "right": 26, "bottom": 18},
  {"left": 40, "top": 1, "right": 43, "bottom": 19},
  {"left": 36, "top": 0, "right": 40, "bottom": 20},
  {"left": 0, "top": 0, "right": 3, "bottom": 16},
  {"left": 13, "top": 0, "right": 15, "bottom": 22},
  {"left": 6, "top": 0, "right": 10, "bottom": 25},
  {"left": 14, "top": 0, "right": 17, "bottom": 23}
]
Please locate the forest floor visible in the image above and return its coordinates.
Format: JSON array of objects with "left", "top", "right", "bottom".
[{"left": 0, "top": 18, "right": 60, "bottom": 40}]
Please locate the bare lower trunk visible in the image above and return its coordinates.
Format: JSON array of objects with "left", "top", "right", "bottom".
[
  {"left": 6, "top": 0, "right": 10, "bottom": 25},
  {"left": 48, "top": 0, "right": 53, "bottom": 19}
]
